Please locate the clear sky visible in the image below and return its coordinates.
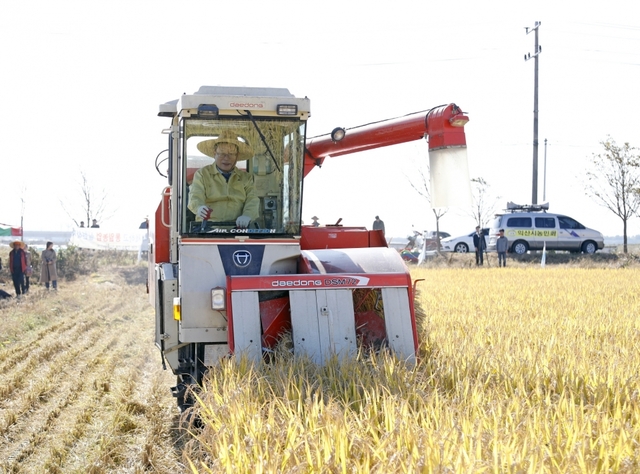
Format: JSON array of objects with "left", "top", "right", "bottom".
[{"left": 2, "top": 1, "right": 640, "bottom": 240}]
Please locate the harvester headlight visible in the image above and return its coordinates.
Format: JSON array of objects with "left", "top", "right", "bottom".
[
  {"left": 173, "top": 297, "right": 181, "bottom": 321},
  {"left": 331, "top": 127, "right": 346, "bottom": 142},
  {"left": 277, "top": 104, "right": 298, "bottom": 115},
  {"left": 197, "top": 104, "right": 219, "bottom": 118},
  {"left": 448, "top": 113, "right": 469, "bottom": 127},
  {"left": 211, "top": 287, "right": 226, "bottom": 310}
]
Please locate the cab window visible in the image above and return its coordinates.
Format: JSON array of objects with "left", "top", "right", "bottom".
[{"left": 180, "top": 118, "right": 306, "bottom": 236}]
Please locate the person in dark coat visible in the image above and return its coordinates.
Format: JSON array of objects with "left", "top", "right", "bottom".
[
  {"left": 40, "top": 241, "right": 58, "bottom": 290},
  {"left": 472, "top": 226, "right": 486, "bottom": 266},
  {"left": 9, "top": 240, "right": 27, "bottom": 297},
  {"left": 372, "top": 215, "right": 385, "bottom": 235}
]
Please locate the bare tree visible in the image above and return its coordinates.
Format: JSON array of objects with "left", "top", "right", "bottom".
[
  {"left": 60, "top": 170, "right": 110, "bottom": 227},
  {"left": 585, "top": 137, "right": 640, "bottom": 253},
  {"left": 406, "top": 164, "right": 448, "bottom": 251},
  {"left": 467, "top": 177, "right": 501, "bottom": 228}
]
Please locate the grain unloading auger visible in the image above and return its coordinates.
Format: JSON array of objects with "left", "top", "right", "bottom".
[{"left": 150, "top": 86, "right": 471, "bottom": 410}]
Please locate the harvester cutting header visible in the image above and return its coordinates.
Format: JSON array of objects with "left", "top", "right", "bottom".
[{"left": 150, "top": 86, "right": 471, "bottom": 410}]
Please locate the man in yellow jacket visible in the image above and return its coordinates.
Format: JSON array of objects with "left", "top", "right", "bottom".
[{"left": 188, "top": 132, "right": 259, "bottom": 228}]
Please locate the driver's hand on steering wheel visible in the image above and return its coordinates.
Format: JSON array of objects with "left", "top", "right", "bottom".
[{"left": 236, "top": 215, "right": 251, "bottom": 228}]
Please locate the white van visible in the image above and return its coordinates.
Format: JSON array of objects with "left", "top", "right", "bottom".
[{"left": 487, "top": 204, "right": 605, "bottom": 255}]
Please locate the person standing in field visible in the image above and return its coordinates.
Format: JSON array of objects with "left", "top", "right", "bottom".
[
  {"left": 23, "top": 244, "right": 33, "bottom": 293},
  {"left": 496, "top": 228, "right": 509, "bottom": 267},
  {"left": 372, "top": 215, "right": 385, "bottom": 235},
  {"left": 9, "top": 240, "right": 27, "bottom": 297},
  {"left": 473, "top": 226, "right": 486, "bottom": 266},
  {"left": 41, "top": 241, "right": 58, "bottom": 290}
]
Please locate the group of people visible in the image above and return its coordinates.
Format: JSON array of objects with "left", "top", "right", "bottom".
[
  {"left": 474, "top": 226, "right": 508, "bottom": 267},
  {"left": 7, "top": 240, "right": 58, "bottom": 298},
  {"left": 79, "top": 219, "right": 100, "bottom": 228}
]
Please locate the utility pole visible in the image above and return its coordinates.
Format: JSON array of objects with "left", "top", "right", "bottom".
[
  {"left": 525, "top": 21, "right": 541, "bottom": 204},
  {"left": 543, "top": 138, "right": 547, "bottom": 202}
]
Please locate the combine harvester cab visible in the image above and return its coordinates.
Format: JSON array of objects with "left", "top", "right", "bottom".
[{"left": 150, "top": 86, "right": 470, "bottom": 409}]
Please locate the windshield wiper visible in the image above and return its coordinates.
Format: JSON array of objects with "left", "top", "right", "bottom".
[{"left": 244, "top": 110, "right": 281, "bottom": 172}]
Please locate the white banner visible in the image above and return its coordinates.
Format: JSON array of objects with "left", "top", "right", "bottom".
[{"left": 69, "top": 228, "right": 148, "bottom": 251}]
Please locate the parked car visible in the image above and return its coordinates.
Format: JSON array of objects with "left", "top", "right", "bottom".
[
  {"left": 487, "top": 205, "right": 604, "bottom": 255},
  {"left": 420, "top": 231, "right": 451, "bottom": 251},
  {"left": 441, "top": 228, "right": 490, "bottom": 253},
  {"left": 425, "top": 231, "right": 451, "bottom": 240},
  {"left": 388, "top": 231, "right": 451, "bottom": 251}
]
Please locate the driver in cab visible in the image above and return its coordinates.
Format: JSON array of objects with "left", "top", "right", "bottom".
[{"left": 188, "top": 132, "right": 259, "bottom": 229}]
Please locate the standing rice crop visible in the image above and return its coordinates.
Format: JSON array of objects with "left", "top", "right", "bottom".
[{"left": 187, "top": 267, "right": 640, "bottom": 473}]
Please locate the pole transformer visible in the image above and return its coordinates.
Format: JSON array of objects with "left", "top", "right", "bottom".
[{"left": 525, "top": 21, "right": 541, "bottom": 204}]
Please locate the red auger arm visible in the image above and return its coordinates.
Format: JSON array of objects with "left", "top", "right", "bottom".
[{"left": 303, "top": 103, "right": 469, "bottom": 177}]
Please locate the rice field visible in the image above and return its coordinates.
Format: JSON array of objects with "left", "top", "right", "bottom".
[
  {"left": 187, "top": 266, "right": 640, "bottom": 473},
  {"left": 1, "top": 259, "right": 639, "bottom": 473},
  {"left": 0, "top": 266, "right": 185, "bottom": 473}
]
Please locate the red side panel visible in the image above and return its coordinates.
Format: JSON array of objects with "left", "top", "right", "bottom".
[
  {"left": 369, "top": 229, "right": 387, "bottom": 248},
  {"left": 300, "top": 226, "right": 388, "bottom": 250},
  {"left": 154, "top": 187, "right": 171, "bottom": 264}
]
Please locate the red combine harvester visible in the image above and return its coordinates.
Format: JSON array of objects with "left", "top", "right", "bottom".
[{"left": 150, "top": 86, "right": 470, "bottom": 410}]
